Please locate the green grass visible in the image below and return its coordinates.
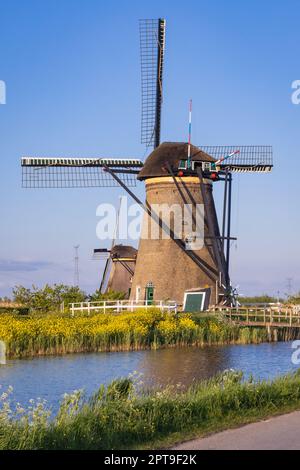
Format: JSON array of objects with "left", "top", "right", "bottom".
[{"left": 1, "top": 370, "right": 300, "bottom": 449}]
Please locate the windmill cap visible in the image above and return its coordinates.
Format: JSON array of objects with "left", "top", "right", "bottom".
[
  {"left": 111, "top": 244, "right": 137, "bottom": 259},
  {"left": 138, "top": 142, "right": 216, "bottom": 180}
]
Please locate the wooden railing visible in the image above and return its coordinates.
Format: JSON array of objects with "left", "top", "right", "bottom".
[
  {"left": 0, "top": 302, "right": 25, "bottom": 309},
  {"left": 211, "top": 306, "right": 300, "bottom": 328},
  {"left": 69, "top": 300, "right": 178, "bottom": 316}
]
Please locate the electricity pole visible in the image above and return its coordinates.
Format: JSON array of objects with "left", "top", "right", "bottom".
[
  {"left": 74, "top": 245, "right": 80, "bottom": 287},
  {"left": 286, "top": 277, "right": 293, "bottom": 299}
]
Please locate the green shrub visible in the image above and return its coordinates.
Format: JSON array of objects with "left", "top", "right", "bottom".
[{"left": 1, "top": 370, "right": 300, "bottom": 449}]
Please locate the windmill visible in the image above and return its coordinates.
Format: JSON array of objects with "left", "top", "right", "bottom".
[
  {"left": 21, "top": 18, "right": 273, "bottom": 308},
  {"left": 93, "top": 200, "right": 137, "bottom": 297},
  {"left": 94, "top": 245, "right": 137, "bottom": 297}
]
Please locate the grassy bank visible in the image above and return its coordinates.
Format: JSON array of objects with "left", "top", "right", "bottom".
[
  {"left": 1, "top": 370, "right": 300, "bottom": 449},
  {"left": 0, "top": 310, "right": 270, "bottom": 358}
]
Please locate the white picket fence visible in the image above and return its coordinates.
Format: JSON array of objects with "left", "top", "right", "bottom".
[{"left": 69, "top": 300, "right": 178, "bottom": 316}]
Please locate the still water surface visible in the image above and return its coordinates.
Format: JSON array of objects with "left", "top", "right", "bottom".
[{"left": 0, "top": 342, "right": 298, "bottom": 412}]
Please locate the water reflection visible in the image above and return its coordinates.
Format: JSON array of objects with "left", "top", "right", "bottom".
[{"left": 138, "top": 347, "right": 230, "bottom": 387}]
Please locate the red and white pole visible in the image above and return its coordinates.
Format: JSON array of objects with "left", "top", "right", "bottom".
[{"left": 187, "top": 99, "right": 192, "bottom": 167}]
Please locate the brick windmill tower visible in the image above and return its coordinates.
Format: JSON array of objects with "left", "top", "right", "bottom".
[
  {"left": 130, "top": 142, "right": 223, "bottom": 305},
  {"left": 21, "top": 18, "right": 273, "bottom": 309}
]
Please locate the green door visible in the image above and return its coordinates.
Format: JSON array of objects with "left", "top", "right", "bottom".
[{"left": 145, "top": 283, "right": 154, "bottom": 305}]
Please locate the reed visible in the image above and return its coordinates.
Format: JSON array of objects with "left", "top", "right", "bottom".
[
  {"left": 0, "top": 310, "right": 269, "bottom": 358},
  {"left": 1, "top": 370, "right": 300, "bottom": 449}
]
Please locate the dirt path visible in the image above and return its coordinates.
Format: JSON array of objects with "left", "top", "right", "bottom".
[{"left": 172, "top": 411, "right": 300, "bottom": 450}]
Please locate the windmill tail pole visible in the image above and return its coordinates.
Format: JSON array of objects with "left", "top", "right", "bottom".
[
  {"left": 187, "top": 99, "right": 192, "bottom": 168},
  {"left": 215, "top": 149, "right": 240, "bottom": 166}
]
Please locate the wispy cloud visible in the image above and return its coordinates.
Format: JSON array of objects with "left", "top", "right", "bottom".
[{"left": 0, "top": 259, "right": 53, "bottom": 272}]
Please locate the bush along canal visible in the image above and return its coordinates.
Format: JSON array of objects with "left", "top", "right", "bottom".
[{"left": 0, "top": 309, "right": 298, "bottom": 359}]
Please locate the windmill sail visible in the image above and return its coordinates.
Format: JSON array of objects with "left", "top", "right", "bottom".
[
  {"left": 99, "top": 257, "right": 113, "bottom": 293},
  {"left": 21, "top": 157, "right": 144, "bottom": 188},
  {"left": 140, "top": 18, "right": 166, "bottom": 149},
  {"left": 199, "top": 146, "right": 273, "bottom": 172}
]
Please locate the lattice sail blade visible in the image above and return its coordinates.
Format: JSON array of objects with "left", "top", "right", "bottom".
[
  {"left": 21, "top": 157, "right": 143, "bottom": 188},
  {"left": 199, "top": 146, "right": 273, "bottom": 172},
  {"left": 223, "top": 164, "right": 272, "bottom": 173},
  {"left": 93, "top": 249, "right": 111, "bottom": 260},
  {"left": 100, "top": 257, "right": 112, "bottom": 293},
  {"left": 140, "top": 18, "right": 166, "bottom": 148}
]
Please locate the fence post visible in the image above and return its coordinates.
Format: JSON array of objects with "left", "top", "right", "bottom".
[
  {"left": 246, "top": 308, "right": 249, "bottom": 324},
  {"left": 87, "top": 302, "right": 90, "bottom": 316},
  {"left": 290, "top": 309, "right": 292, "bottom": 327},
  {"left": 104, "top": 301, "right": 106, "bottom": 314},
  {"left": 0, "top": 341, "right": 6, "bottom": 365},
  {"left": 264, "top": 309, "right": 266, "bottom": 324}
]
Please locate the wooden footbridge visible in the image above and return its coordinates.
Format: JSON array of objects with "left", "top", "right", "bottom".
[
  {"left": 212, "top": 306, "right": 300, "bottom": 328},
  {"left": 0, "top": 301, "right": 28, "bottom": 314}
]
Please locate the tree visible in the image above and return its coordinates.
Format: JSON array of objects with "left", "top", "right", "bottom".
[
  {"left": 12, "top": 284, "right": 86, "bottom": 312},
  {"left": 238, "top": 294, "right": 281, "bottom": 304},
  {"left": 88, "top": 289, "right": 126, "bottom": 302},
  {"left": 287, "top": 292, "right": 300, "bottom": 305},
  {"left": 12, "top": 286, "right": 32, "bottom": 306}
]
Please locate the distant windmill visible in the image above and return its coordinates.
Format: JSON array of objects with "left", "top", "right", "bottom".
[
  {"left": 21, "top": 18, "right": 273, "bottom": 308},
  {"left": 93, "top": 200, "right": 137, "bottom": 297},
  {"left": 94, "top": 245, "right": 137, "bottom": 297}
]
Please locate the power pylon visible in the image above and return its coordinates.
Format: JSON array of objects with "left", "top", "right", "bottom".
[{"left": 74, "top": 245, "right": 80, "bottom": 287}]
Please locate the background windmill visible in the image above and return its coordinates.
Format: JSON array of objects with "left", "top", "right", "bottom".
[
  {"left": 21, "top": 18, "right": 273, "bottom": 309},
  {"left": 94, "top": 245, "right": 137, "bottom": 297},
  {"left": 93, "top": 200, "right": 137, "bottom": 297}
]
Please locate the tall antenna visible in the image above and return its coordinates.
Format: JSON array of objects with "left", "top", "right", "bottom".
[{"left": 74, "top": 245, "right": 80, "bottom": 287}]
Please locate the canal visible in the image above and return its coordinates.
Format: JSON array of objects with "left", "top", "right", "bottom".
[{"left": 0, "top": 341, "right": 298, "bottom": 413}]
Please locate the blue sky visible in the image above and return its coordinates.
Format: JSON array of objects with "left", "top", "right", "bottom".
[{"left": 0, "top": 0, "right": 299, "bottom": 298}]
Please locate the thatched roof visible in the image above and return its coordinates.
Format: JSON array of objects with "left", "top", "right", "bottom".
[
  {"left": 111, "top": 245, "right": 137, "bottom": 259},
  {"left": 138, "top": 142, "right": 216, "bottom": 180}
]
